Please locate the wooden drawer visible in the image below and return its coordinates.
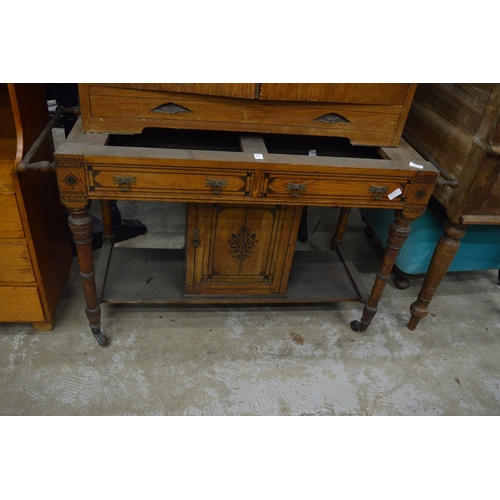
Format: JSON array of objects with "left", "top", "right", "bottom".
[
  {"left": 87, "top": 164, "right": 254, "bottom": 202},
  {"left": 0, "top": 242, "right": 36, "bottom": 282},
  {"left": 0, "top": 192, "right": 25, "bottom": 238},
  {"left": 79, "top": 84, "right": 417, "bottom": 146},
  {"left": 260, "top": 171, "right": 408, "bottom": 208},
  {"left": 0, "top": 286, "right": 45, "bottom": 323}
]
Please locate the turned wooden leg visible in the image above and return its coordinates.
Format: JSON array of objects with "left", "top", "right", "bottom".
[
  {"left": 100, "top": 200, "right": 115, "bottom": 243},
  {"left": 407, "top": 220, "right": 467, "bottom": 331},
  {"left": 351, "top": 210, "right": 413, "bottom": 332},
  {"left": 298, "top": 206, "right": 308, "bottom": 243},
  {"left": 394, "top": 268, "right": 412, "bottom": 290},
  {"left": 331, "top": 207, "right": 352, "bottom": 250},
  {"left": 67, "top": 205, "right": 108, "bottom": 347}
]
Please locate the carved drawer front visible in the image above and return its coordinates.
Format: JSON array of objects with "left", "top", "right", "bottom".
[
  {"left": 0, "top": 287, "right": 45, "bottom": 322},
  {"left": 0, "top": 192, "right": 25, "bottom": 238},
  {"left": 81, "top": 85, "right": 407, "bottom": 146},
  {"left": 260, "top": 171, "right": 408, "bottom": 207},
  {"left": 185, "top": 203, "right": 302, "bottom": 295},
  {"left": 87, "top": 165, "right": 254, "bottom": 201},
  {"left": 0, "top": 242, "right": 36, "bottom": 283}
]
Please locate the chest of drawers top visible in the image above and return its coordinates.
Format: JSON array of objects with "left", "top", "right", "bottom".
[{"left": 79, "top": 83, "right": 417, "bottom": 148}]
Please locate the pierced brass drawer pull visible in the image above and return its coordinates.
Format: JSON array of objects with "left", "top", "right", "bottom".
[
  {"left": 286, "top": 182, "right": 307, "bottom": 197},
  {"left": 313, "top": 112, "right": 350, "bottom": 124},
  {"left": 151, "top": 102, "right": 193, "bottom": 114},
  {"left": 369, "top": 185, "right": 389, "bottom": 200},
  {"left": 113, "top": 175, "right": 137, "bottom": 192},
  {"left": 206, "top": 179, "right": 227, "bottom": 194}
]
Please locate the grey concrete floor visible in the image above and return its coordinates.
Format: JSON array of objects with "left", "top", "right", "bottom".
[{"left": 2, "top": 197, "right": 500, "bottom": 416}]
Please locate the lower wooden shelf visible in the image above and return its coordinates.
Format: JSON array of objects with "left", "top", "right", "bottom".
[{"left": 98, "top": 245, "right": 368, "bottom": 305}]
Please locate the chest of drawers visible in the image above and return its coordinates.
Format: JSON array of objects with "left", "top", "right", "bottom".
[
  {"left": 78, "top": 83, "right": 417, "bottom": 147},
  {"left": 0, "top": 84, "right": 72, "bottom": 330}
]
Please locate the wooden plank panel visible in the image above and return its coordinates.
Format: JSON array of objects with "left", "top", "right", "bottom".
[
  {"left": 414, "top": 84, "right": 497, "bottom": 137},
  {"left": 474, "top": 155, "right": 500, "bottom": 215},
  {"left": 404, "top": 101, "right": 474, "bottom": 181}
]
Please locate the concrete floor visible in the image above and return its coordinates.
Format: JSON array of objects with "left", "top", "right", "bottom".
[{"left": 2, "top": 196, "right": 500, "bottom": 416}]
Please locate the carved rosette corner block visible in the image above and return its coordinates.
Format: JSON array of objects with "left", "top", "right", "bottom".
[
  {"left": 313, "top": 112, "right": 350, "bottom": 124},
  {"left": 403, "top": 173, "right": 438, "bottom": 217},
  {"left": 402, "top": 205, "right": 426, "bottom": 218},
  {"left": 54, "top": 154, "right": 88, "bottom": 208},
  {"left": 151, "top": 103, "right": 193, "bottom": 114}
]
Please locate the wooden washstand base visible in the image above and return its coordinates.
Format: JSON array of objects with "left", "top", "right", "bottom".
[
  {"left": 54, "top": 125, "right": 438, "bottom": 346},
  {"left": 69, "top": 202, "right": 420, "bottom": 346}
]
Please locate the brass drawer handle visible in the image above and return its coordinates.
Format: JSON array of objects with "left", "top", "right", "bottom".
[
  {"left": 286, "top": 182, "right": 307, "bottom": 197},
  {"left": 206, "top": 178, "right": 227, "bottom": 195},
  {"left": 113, "top": 175, "right": 137, "bottom": 192},
  {"left": 313, "top": 112, "right": 350, "bottom": 124},
  {"left": 151, "top": 102, "right": 193, "bottom": 114},
  {"left": 369, "top": 185, "right": 389, "bottom": 200}
]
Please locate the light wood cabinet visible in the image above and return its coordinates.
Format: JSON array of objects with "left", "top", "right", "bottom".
[{"left": 0, "top": 84, "right": 72, "bottom": 330}]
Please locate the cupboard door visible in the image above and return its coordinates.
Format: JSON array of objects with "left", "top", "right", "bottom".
[{"left": 185, "top": 203, "right": 302, "bottom": 295}]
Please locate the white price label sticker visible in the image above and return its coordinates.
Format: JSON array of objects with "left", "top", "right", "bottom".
[
  {"left": 254, "top": 153, "right": 264, "bottom": 160},
  {"left": 409, "top": 161, "right": 424, "bottom": 169},
  {"left": 388, "top": 188, "right": 403, "bottom": 200}
]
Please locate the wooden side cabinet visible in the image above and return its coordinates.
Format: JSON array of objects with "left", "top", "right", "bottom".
[
  {"left": 0, "top": 84, "right": 72, "bottom": 330},
  {"left": 403, "top": 83, "right": 500, "bottom": 329}
]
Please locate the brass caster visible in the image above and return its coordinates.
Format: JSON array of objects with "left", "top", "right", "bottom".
[
  {"left": 350, "top": 320, "right": 369, "bottom": 333},
  {"left": 91, "top": 327, "right": 109, "bottom": 347}
]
